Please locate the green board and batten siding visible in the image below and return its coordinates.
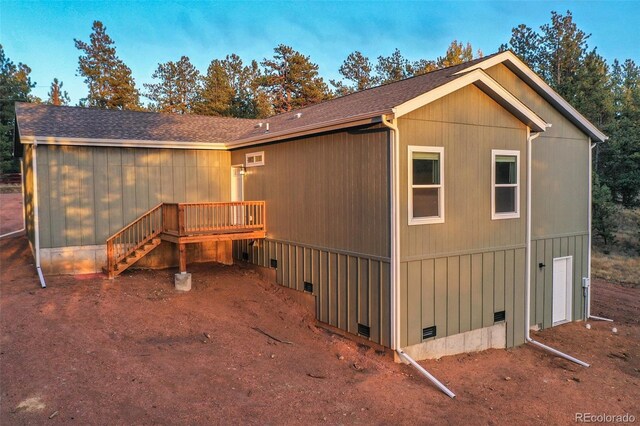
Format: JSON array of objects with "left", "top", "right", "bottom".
[
  {"left": 486, "top": 63, "right": 591, "bottom": 328},
  {"left": 231, "top": 126, "right": 392, "bottom": 347},
  {"left": 398, "top": 84, "right": 529, "bottom": 348},
  {"left": 35, "top": 145, "right": 231, "bottom": 248}
]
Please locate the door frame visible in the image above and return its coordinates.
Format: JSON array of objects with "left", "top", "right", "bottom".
[
  {"left": 231, "top": 164, "right": 244, "bottom": 202},
  {"left": 552, "top": 256, "right": 573, "bottom": 326}
]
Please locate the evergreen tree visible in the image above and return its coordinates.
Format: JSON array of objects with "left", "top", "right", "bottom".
[
  {"left": 0, "top": 45, "right": 35, "bottom": 173},
  {"left": 196, "top": 59, "right": 234, "bottom": 116},
  {"left": 47, "top": 78, "right": 71, "bottom": 106},
  {"left": 592, "top": 172, "right": 618, "bottom": 247},
  {"left": 539, "top": 10, "right": 590, "bottom": 98},
  {"left": 410, "top": 58, "right": 437, "bottom": 76},
  {"left": 331, "top": 51, "right": 373, "bottom": 95},
  {"left": 501, "top": 24, "right": 542, "bottom": 71},
  {"left": 145, "top": 56, "right": 201, "bottom": 114},
  {"left": 374, "top": 49, "right": 412, "bottom": 84},
  {"left": 572, "top": 50, "right": 613, "bottom": 129},
  {"left": 74, "top": 21, "right": 141, "bottom": 110},
  {"left": 261, "top": 44, "right": 330, "bottom": 114},
  {"left": 602, "top": 59, "right": 640, "bottom": 206},
  {"left": 196, "top": 55, "right": 270, "bottom": 118},
  {"left": 436, "top": 40, "right": 477, "bottom": 68}
]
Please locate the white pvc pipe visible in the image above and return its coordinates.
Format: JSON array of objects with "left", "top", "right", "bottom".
[
  {"left": 589, "top": 315, "right": 613, "bottom": 322},
  {"left": 525, "top": 129, "right": 587, "bottom": 367},
  {"left": 396, "top": 350, "right": 456, "bottom": 398},
  {"left": 380, "top": 114, "right": 401, "bottom": 351},
  {"left": 31, "top": 140, "right": 46, "bottom": 289}
]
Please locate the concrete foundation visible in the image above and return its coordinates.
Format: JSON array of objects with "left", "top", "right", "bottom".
[
  {"left": 38, "top": 240, "right": 232, "bottom": 275},
  {"left": 174, "top": 273, "right": 192, "bottom": 291},
  {"left": 396, "top": 323, "right": 507, "bottom": 362}
]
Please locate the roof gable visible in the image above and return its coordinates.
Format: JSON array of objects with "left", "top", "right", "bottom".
[{"left": 454, "top": 51, "right": 607, "bottom": 142}]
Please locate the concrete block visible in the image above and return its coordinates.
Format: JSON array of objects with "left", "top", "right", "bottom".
[{"left": 175, "top": 272, "right": 192, "bottom": 291}]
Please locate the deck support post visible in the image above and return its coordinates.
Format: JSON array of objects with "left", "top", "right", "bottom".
[{"left": 178, "top": 243, "right": 187, "bottom": 273}]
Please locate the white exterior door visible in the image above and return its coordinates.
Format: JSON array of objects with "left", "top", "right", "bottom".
[
  {"left": 231, "top": 166, "right": 244, "bottom": 225},
  {"left": 552, "top": 256, "right": 573, "bottom": 325}
]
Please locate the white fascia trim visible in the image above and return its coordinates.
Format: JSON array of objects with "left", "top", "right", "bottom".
[
  {"left": 21, "top": 135, "right": 227, "bottom": 150},
  {"left": 454, "top": 51, "right": 608, "bottom": 143},
  {"left": 394, "top": 69, "right": 548, "bottom": 132},
  {"left": 226, "top": 112, "right": 388, "bottom": 148}
]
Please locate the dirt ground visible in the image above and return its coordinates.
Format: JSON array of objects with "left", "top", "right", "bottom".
[{"left": 1, "top": 193, "right": 639, "bottom": 425}]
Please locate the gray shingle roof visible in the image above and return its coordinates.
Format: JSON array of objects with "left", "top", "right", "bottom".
[{"left": 15, "top": 53, "right": 500, "bottom": 145}]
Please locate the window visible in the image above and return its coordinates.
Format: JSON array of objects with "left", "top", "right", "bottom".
[
  {"left": 245, "top": 151, "right": 264, "bottom": 167},
  {"left": 408, "top": 146, "right": 444, "bottom": 225},
  {"left": 492, "top": 150, "right": 520, "bottom": 219}
]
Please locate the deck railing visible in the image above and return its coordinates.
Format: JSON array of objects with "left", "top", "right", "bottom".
[
  {"left": 105, "top": 201, "right": 266, "bottom": 275},
  {"left": 167, "top": 201, "right": 266, "bottom": 235},
  {"left": 106, "top": 203, "right": 163, "bottom": 272}
]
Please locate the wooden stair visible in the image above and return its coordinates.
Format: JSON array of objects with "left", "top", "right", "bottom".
[
  {"left": 104, "top": 201, "right": 266, "bottom": 279},
  {"left": 103, "top": 237, "right": 161, "bottom": 278}
]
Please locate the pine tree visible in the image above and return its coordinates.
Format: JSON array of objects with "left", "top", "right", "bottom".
[
  {"left": 261, "top": 44, "right": 330, "bottom": 114},
  {"left": 410, "top": 58, "right": 437, "bottom": 76},
  {"left": 538, "top": 10, "right": 590, "bottom": 98},
  {"left": 74, "top": 21, "right": 141, "bottom": 110},
  {"left": 47, "top": 78, "right": 71, "bottom": 106},
  {"left": 195, "top": 59, "right": 234, "bottom": 116},
  {"left": 331, "top": 51, "right": 373, "bottom": 95},
  {"left": 0, "top": 45, "right": 35, "bottom": 173},
  {"left": 501, "top": 24, "right": 542, "bottom": 71},
  {"left": 436, "top": 41, "right": 476, "bottom": 68},
  {"left": 145, "top": 56, "right": 201, "bottom": 114},
  {"left": 374, "top": 49, "right": 412, "bottom": 84},
  {"left": 592, "top": 172, "right": 618, "bottom": 247},
  {"left": 602, "top": 59, "right": 640, "bottom": 206}
]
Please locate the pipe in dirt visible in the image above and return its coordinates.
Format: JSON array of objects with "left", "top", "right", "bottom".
[
  {"left": 396, "top": 350, "right": 456, "bottom": 399},
  {"left": 524, "top": 130, "right": 587, "bottom": 367}
]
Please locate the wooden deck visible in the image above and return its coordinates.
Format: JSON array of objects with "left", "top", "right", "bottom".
[{"left": 105, "top": 201, "right": 266, "bottom": 278}]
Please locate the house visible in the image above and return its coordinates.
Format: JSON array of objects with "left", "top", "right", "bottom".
[{"left": 14, "top": 51, "right": 606, "bottom": 371}]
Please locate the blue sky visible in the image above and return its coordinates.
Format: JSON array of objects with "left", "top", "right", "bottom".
[{"left": 1, "top": 0, "right": 638, "bottom": 104}]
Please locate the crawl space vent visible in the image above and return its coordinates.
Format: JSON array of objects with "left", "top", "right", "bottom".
[
  {"left": 494, "top": 310, "right": 506, "bottom": 323},
  {"left": 303, "top": 282, "right": 313, "bottom": 293},
  {"left": 422, "top": 326, "right": 437, "bottom": 340},
  {"left": 357, "top": 323, "right": 371, "bottom": 338},
  {"left": 242, "top": 252, "right": 249, "bottom": 261},
  {"left": 270, "top": 259, "right": 278, "bottom": 269}
]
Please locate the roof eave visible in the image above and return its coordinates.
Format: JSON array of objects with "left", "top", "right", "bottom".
[
  {"left": 226, "top": 112, "right": 389, "bottom": 148},
  {"left": 21, "top": 135, "right": 228, "bottom": 150}
]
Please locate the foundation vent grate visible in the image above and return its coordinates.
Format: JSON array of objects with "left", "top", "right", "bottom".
[
  {"left": 422, "top": 326, "right": 437, "bottom": 340},
  {"left": 270, "top": 259, "right": 278, "bottom": 268},
  {"left": 242, "top": 252, "right": 249, "bottom": 261},
  {"left": 494, "top": 310, "right": 506, "bottom": 323},
  {"left": 303, "top": 282, "right": 313, "bottom": 293},
  {"left": 358, "top": 323, "right": 370, "bottom": 338}
]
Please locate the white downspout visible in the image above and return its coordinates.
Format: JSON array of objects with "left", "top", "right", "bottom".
[
  {"left": 525, "top": 129, "right": 587, "bottom": 367},
  {"left": 0, "top": 158, "right": 26, "bottom": 239},
  {"left": 31, "top": 140, "right": 47, "bottom": 288},
  {"left": 586, "top": 140, "right": 612, "bottom": 322},
  {"left": 381, "top": 114, "right": 456, "bottom": 399}
]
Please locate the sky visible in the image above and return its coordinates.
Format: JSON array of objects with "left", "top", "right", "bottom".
[{"left": 1, "top": 0, "right": 638, "bottom": 105}]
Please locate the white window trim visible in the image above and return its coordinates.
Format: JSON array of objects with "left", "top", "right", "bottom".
[
  {"left": 245, "top": 151, "right": 265, "bottom": 167},
  {"left": 491, "top": 149, "right": 520, "bottom": 220},
  {"left": 408, "top": 145, "right": 444, "bottom": 225}
]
